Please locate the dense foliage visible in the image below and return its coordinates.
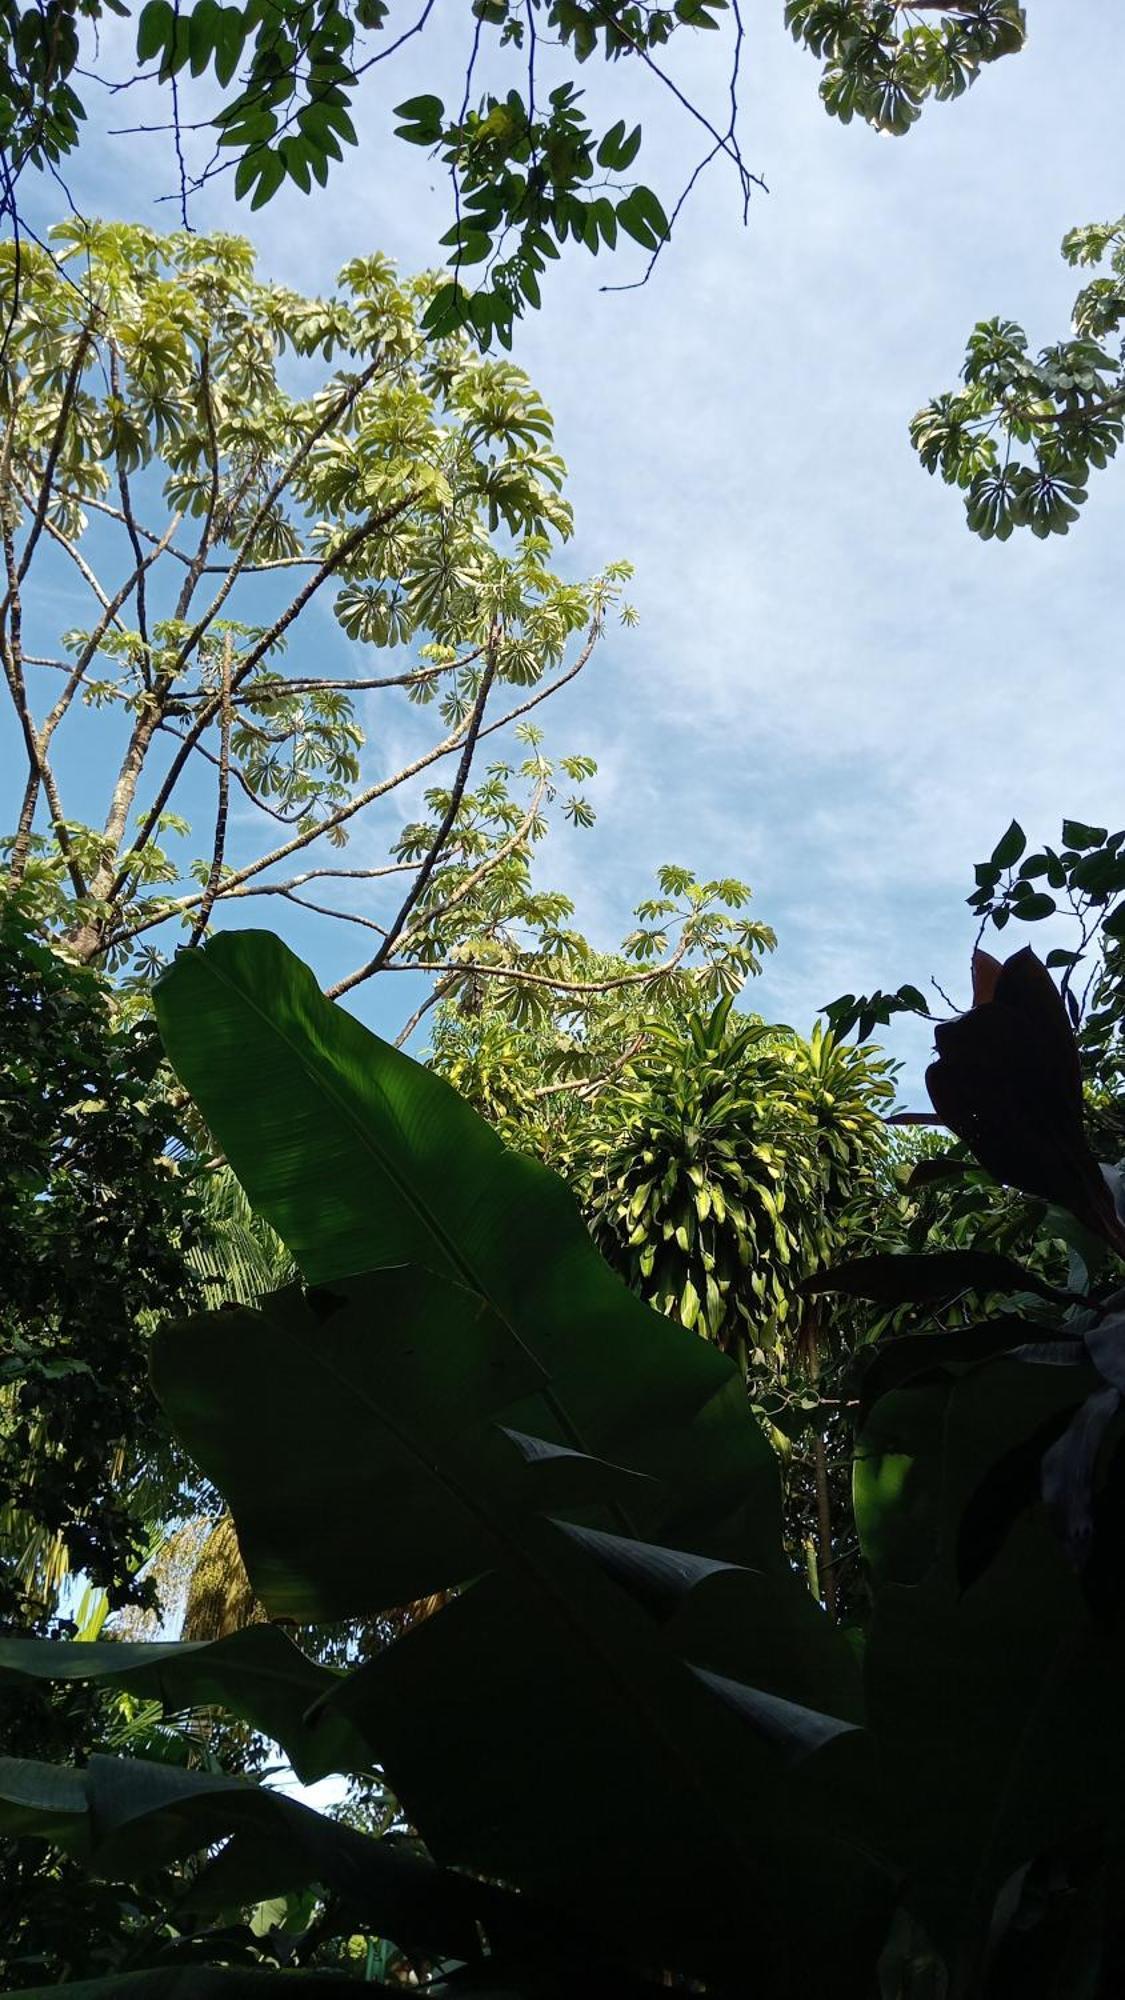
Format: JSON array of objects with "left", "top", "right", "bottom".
[
  {"left": 2, "top": 925, "right": 1124, "bottom": 1996},
  {"left": 0, "top": 898, "right": 199, "bottom": 1630}
]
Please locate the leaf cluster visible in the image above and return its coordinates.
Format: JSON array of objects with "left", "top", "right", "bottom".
[
  {"left": 787, "top": 0, "right": 1025, "bottom": 135},
  {"left": 911, "top": 217, "right": 1125, "bottom": 538}
]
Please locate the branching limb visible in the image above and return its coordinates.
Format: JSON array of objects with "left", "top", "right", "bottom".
[
  {"left": 1, "top": 425, "right": 85, "bottom": 894},
  {"left": 5, "top": 324, "right": 92, "bottom": 600},
  {"left": 165, "top": 352, "right": 387, "bottom": 678},
  {"left": 111, "top": 492, "right": 418, "bottom": 905},
  {"left": 326, "top": 627, "right": 501, "bottom": 998},
  {"left": 393, "top": 776, "right": 547, "bottom": 960},
  {"left": 395, "top": 972, "right": 456, "bottom": 1050},
  {"left": 39, "top": 510, "right": 184, "bottom": 751},
  {"left": 189, "top": 634, "right": 232, "bottom": 945},
  {"left": 11, "top": 476, "right": 127, "bottom": 629},
  {"left": 534, "top": 1030, "right": 648, "bottom": 1102},
  {"left": 375, "top": 936, "right": 692, "bottom": 1000}
]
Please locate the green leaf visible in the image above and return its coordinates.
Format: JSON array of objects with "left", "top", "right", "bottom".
[
  {"left": 616, "top": 185, "right": 669, "bottom": 250},
  {"left": 153, "top": 933, "right": 782, "bottom": 1573},
  {"left": 249, "top": 147, "right": 287, "bottom": 210},
  {"left": 393, "top": 93, "right": 445, "bottom": 144},
  {"left": 213, "top": 6, "right": 246, "bottom": 87},
  {"left": 1061, "top": 819, "right": 1109, "bottom": 851},
  {"left": 0, "top": 1753, "right": 485, "bottom": 1953},
  {"left": 863, "top": 1353, "right": 1120, "bottom": 1966},
  {"left": 136, "top": 0, "right": 173, "bottom": 61},
  {"left": 315, "top": 1532, "right": 890, "bottom": 1989},
  {"left": 0, "top": 1625, "right": 366, "bottom": 1783},
  {"left": 990, "top": 819, "right": 1026, "bottom": 869},
  {"left": 804, "top": 1249, "right": 1062, "bottom": 1309},
  {"left": 155, "top": 1266, "right": 671, "bottom": 1620}
]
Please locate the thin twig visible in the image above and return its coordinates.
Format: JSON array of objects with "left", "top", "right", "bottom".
[
  {"left": 190, "top": 634, "right": 232, "bottom": 944},
  {"left": 326, "top": 630, "right": 501, "bottom": 998}
]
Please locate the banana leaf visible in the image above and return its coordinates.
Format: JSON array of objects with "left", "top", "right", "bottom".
[
  {"left": 0, "top": 1753, "right": 484, "bottom": 1957},
  {"left": 153, "top": 932, "right": 781, "bottom": 1567},
  {"left": 0, "top": 1625, "right": 367, "bottom": 1783}
]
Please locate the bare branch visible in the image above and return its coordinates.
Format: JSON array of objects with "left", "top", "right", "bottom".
[
  {"left": 1, "top": 419, "right": 85, "bottom": 895},
  {"left": 95, "top": 859, "right": 421, "bottom": 959},
  {"left": 54, "top": 487, "right": 318, "bottom": 572},
  {"left": 165, "top": 352, "right": 387, "bottom": 679},
  {"left": 376, "top": 936, "right": 692, "bottom": 999},
  {"left": 38, "top": 509, "right": 184, "bottom": 752},
  {"left": 394, "top": 777, "right": 546, "bottom": 959},
  {"left": 12, "top": 475, "right": 126, "bottom": 628},
  {"left": 171, "top": 342, "right": 222, "bottom": 625},
  {"left": 106, "top": 609, "right": 601, "bottom": 946},
  {"left": 190, "top": 633, "right": 232, "bottom": 945},
  {"left": 326, "top": 628, "right": 501, "bottom": 998},
  {"left": 111, "top": 491, "right": 417, "bottom": 904},
  {"left": 8, "top": 325, "right": 92, "bottom": 593},
  {"left": 251, "top": 887, "right": 388, "bottom": 932},
  {"left": 110, "top": 350, "right": 154, "bottom": 687},
  {"left": 394, "top": 972, "right": 455, "bottom": 1050}
]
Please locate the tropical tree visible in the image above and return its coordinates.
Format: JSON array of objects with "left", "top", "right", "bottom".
[
  {"left": 0, "top": 218, "right": 772, "bottom": 1026},
  {"left": 0, "top": 2, "right": 1028, "bottom": 343}
]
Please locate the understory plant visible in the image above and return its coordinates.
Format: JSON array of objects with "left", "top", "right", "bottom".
[{"left": 2, "top": 928, "right": 1125, "bottom": 1996}]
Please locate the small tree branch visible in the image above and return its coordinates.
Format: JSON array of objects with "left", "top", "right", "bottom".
[
  {"left": 38, "top": 510, "right": 184, "bottom": 753},
  {"left": 111, "top": 350, "right": 154, "bottom": 687},
  {"left": 110, "top": 493, "right": 417, "bottom": 906},
  {"left": 394, "top": 972, "right": 455, "bottom": 1050},
  {"left": 326, "top": 630, "right": 501, "bottom": 998},
  {"left": 165, "top": 353, "right": 386, "bottom": 680},
  {"left": 534, "top": 1030, "right": 649, "bottom": 1102},
  {"left": 376, "top": 938, "right": 692, "bottom": 999},
  {"left": 393, "top": 776, "right": 546, "bottom": 961},
  {"left": 1, "top": 434, "right": 86, "bottom": 895},
  {"left": 189, "top": 633, "right": 232, "bottom": 945},
  {"left": 171, "top": 343, "right": 222, "bottom": 624},
  {"left": 9, "top": 325, "right": 92, "bottom": 593},
  {"left": 11, "top": 476, "right": 126, "bottom": 628}
]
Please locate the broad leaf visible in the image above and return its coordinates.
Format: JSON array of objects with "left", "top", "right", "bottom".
[
  {"left": 313, "top": 1528, "right": 892, "bottom": 1994},
  {"left": 154, "top": 933, "right": 781, "bottom": 1567},
  {"left": 806, "top": 1248, "right": 1065, "bottom": 1307},
  {"left": 0, "top": 1753, "right": 485, "bottom": 1955},
  {"left": 0, "top": 1625, "right": 366, "bottom": 1783},
  {"left": 154, "top": 1267, "right": 669, "bottom": 1619}
]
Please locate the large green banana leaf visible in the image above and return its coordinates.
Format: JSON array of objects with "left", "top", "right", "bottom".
[
  {"left": 153, "top": 932, "right": 780, "bottom": 1566},
  {"left": 0, "top": 1625, "right": 366, "bottom": 1784},
  {"left": 0, "top": 1753, "right": 484, "bottom": 1957},
  {"left": 153, "top": 1265, "right": 743, "bottom": 1620},
  {"left": 309, "top": 1522, "right": 890, "bottom": 1995}
]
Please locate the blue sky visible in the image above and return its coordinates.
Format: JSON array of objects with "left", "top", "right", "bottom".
[{"left": 9, "top": 2, "right": 1125, "bottom": 1095}]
